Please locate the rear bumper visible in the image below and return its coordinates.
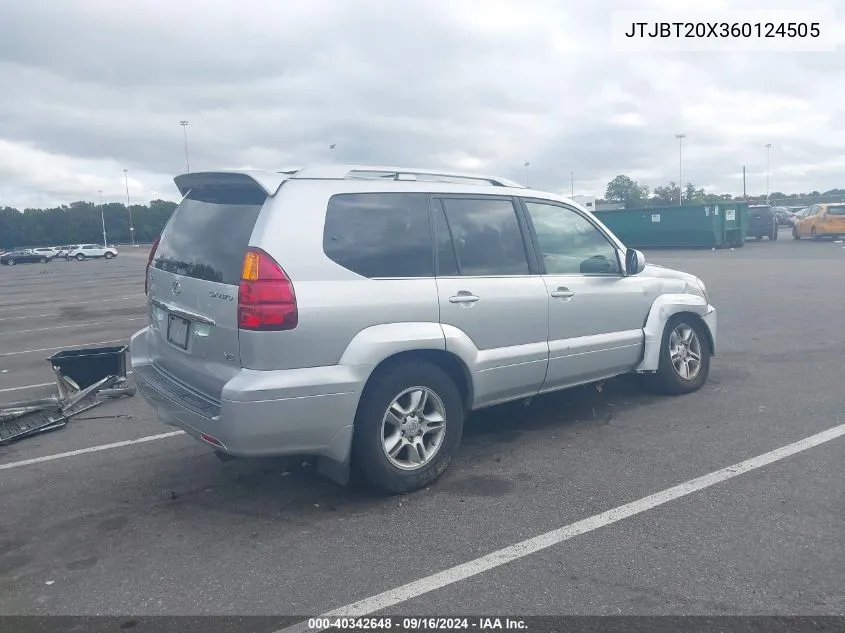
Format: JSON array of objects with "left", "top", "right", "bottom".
[{"left": 129, "top": 327, "right": 367, "bottom": 463}]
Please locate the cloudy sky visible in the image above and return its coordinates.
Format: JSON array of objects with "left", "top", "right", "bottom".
[{"left": 1, "top": 0, "right": 842, "bottom": 209}]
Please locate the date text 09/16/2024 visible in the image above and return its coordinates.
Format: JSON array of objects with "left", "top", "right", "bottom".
[{"left": 307, "top": 617, "right": 528, "bottom": 631}]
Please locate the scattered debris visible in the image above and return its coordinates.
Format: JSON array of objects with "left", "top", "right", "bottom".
[{"left": 0, "top": 346, "right": 134, "bottom": 445}]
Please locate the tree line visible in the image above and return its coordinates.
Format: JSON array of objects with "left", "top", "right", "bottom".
[
  {"left": 603, "top": 175, "right": 845, "bottom": 209},
  {"left": 0, "top": 200, "right": 177, "bottom": 250}
]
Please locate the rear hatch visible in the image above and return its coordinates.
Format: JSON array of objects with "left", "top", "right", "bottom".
[
  {"left": 146, "top": 177, "right": 267, "bottom": 399},
  {"left": 748, "top": 206, "right": 773, "bottom": 230},
  {"left": 823, "top": 204, "right": 845, "bottom": 231}
]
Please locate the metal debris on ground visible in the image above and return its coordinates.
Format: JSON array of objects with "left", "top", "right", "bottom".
[{"left": 0, "top": 346, "right": 134, "bottom": 445}]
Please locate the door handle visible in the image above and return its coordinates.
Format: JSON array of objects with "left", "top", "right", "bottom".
[
  {"left": 449, "top": 291, "right": 479, "bottom": 304},
  {"left": 550, "top": 287, "right": 575, "bottom": 299}
]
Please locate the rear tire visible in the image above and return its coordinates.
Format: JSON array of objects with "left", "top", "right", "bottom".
[
  {"left": 352, "top": 361, "right": 464, "bottom": 494},
  {"left": 7, "top": 259, "right": 15, "bottom": 266},
  {"left": 75, "top": 253, "right": 85, "bottom": 261},
  {"left": 754, "top": 235, "right": 763, "bottom": 241},
  {"left": 641, "top": 314, "right": 711, "bottom": 396},
  {"left": 40, "top": 257, "right": 47, "bottom": 263}
]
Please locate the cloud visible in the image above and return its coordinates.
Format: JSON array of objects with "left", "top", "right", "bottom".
[{"left": 0, "top": 0, "right": 843, "bottom": 208}]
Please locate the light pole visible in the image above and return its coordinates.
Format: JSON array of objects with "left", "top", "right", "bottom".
[
  {"left": 765, "top": 143, "right": 772, "bottom": 204},
  {"left": 524, "top": 161, "right": 530, "bottom": 187},
  {"left": 99, "top": 190, "right": 107, "bottom": 247},
  {"left": 123, "top": 169, "right": 135, "bottom": 246},
  {"left": 675, "top": 133, "right": 686, "bottom": 206},
  {"left": 179, "top": 120, "right": 190, "bottom": 172},
  {"left": 570, "top": 171, "right": 574, "bottom": 197}
]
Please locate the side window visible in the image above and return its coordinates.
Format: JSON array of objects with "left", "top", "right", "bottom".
[
  {"left": 439, "top": 197, "right": 530, "bottom": 276},
  {"left": 323, "top": 193, "right": 433, "bottom": 278},
  {"left": 432, "top": 200, "right": 460, "bottom": 276},
  {"left": 524, "top": 200, "right": 621, "bottom": 275}
]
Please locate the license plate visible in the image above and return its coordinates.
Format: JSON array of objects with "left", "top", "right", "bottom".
[{"left": 167, "top": 314, "right": 190, "bottom": 350}]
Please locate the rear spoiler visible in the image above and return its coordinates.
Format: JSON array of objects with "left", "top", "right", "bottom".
[{"left": 173, "top": 171, "right": 287, "bottom": 197}]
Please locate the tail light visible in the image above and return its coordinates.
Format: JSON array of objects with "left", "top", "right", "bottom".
[
  {"left": 145, "top": 236, "right": 160, "bottom": 295},
  {"left": 238, "top": 248, "right": 298, "bottom": 331}
]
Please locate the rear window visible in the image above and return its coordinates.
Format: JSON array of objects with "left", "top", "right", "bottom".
[
  {"left": 323, "top": 193, "right": 433, "bottom": 278},
  {"left": 827, "top": 206, "right": 845, "bottom": 215},
  {"left": 153, "top": 186, "right": 266, "bottom": 285}
]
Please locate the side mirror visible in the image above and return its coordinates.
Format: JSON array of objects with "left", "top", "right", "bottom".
[{"left": 625, "top": 248, "right": 646, "bottom": 275}]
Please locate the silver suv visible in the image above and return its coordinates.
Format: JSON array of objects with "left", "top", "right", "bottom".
[{"left": 130, "top": 165, "right": 717, "bottom": 493}]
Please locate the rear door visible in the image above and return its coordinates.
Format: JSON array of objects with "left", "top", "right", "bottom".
[
  {"left": 146, "top": 181, "right": 267, "bottom": 399},
  {"left": 433, "top": 196, "right": 549, "bottom": 407}
]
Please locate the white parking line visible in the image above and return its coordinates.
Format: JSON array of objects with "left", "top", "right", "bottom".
[
  {"left": 0, "top": 339, "right": 125, "bottom": 357},
  {"left": 277, "top": 422, "right": 845, "bottom": 632},
  {"left": 0, "top": 295, "right": 144, "bottom": 312},
  {"left": 0, "top": 370, "right": 134, "bottom": 394},
  {"left": 0, "top": 304, "right": 146, "bottom": 322},
  {"left": 0, "top": 318, "right": 145, "bottom": 336},
  {"left": 0, "top": 431, "right": 186, "bottom": 471}
]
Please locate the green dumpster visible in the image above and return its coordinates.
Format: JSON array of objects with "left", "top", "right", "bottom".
[{"left": 593, "top": 203, "right": 748, "bottom": 248}]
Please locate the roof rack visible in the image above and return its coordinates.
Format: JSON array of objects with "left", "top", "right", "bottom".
[{"left": 281, "top": 164, "right": 524, "bottom": 188}]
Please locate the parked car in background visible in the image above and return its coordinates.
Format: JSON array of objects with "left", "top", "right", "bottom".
[
  {"left": 131, "top": 164, "right": 718, "bottom": 494},
  {"left": 32, "top": 246, "right": 61, "bottom": 259},
  {"left": 747, "top": 205, "right": 778, "bottom": 241},
  {"left": 67, "top": 244, "right": 119, "bottom": 260},
  {"left": 775, "top": 207, "right": 796, "bottom": 226},
  {"left": 1, "top": 249, "right": 53, "bottom": 265},
  {"left": 55, "top": 245, "right": 75, "bottom": 258},
  {"left": 792, "top": 203, "right": 845, "bottom": 240}
]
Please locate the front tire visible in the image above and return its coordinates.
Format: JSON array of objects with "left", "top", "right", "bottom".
[
  {"left": 40, "top": 257, "right": 47, "bottom": 263},
  {"left": 7, "top": 259, "right": 15, "bottom": 266},
  {"left": 642, "top": 315, "right": 711, "bottom": 396},
  {"left": 104, "top": 251, "right": 114, "bottom": 259},
  {"left": 352, "top": 361, "right": 464, "bottom": 494},
  {"left": 75, "top": 253, "right": 85, "bottom": 261}
]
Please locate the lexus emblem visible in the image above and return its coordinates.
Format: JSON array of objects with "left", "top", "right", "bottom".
[{"left": 171, "top": 281, "right": 182, "bottom": 296}]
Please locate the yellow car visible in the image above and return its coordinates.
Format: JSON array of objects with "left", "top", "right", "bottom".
[{"left": 792, "top": 203, "right": 845, "bottom": 240}]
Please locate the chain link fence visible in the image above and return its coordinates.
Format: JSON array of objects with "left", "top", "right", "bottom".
[{"left": 769, "top": 194, "right": 845, "bottom": 207}]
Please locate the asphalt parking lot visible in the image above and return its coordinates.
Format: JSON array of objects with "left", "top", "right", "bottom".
[{"left": 0, "top": 230, "right": 843, "bottom": 618}]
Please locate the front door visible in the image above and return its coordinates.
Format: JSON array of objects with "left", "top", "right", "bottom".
[
  {"left": 433, "top": 196, "right": 549, "bottom": 408},
  {"left": 521, "top": 199, "right": 650, "bottom": 392}
]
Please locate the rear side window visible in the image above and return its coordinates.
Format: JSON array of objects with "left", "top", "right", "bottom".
[
  {"left": 827, "top": 206, "right": 845, "bottom": 215},
  {"left": 323, "top": 193, "right": 433, "bottom": 278},
  {"left": 439, "top": 197, "right": 530, "bottom": 276},
  {"left": 153, "top": 185, "right": 266, "bottom": 285}
]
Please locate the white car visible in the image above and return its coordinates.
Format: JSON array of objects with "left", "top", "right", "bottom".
[
  {"left": 67, "top": 244, "right": 119, "bottom": 261},
  {"left": 32, "top": 247, "right": 60, "bottom": 259}
]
